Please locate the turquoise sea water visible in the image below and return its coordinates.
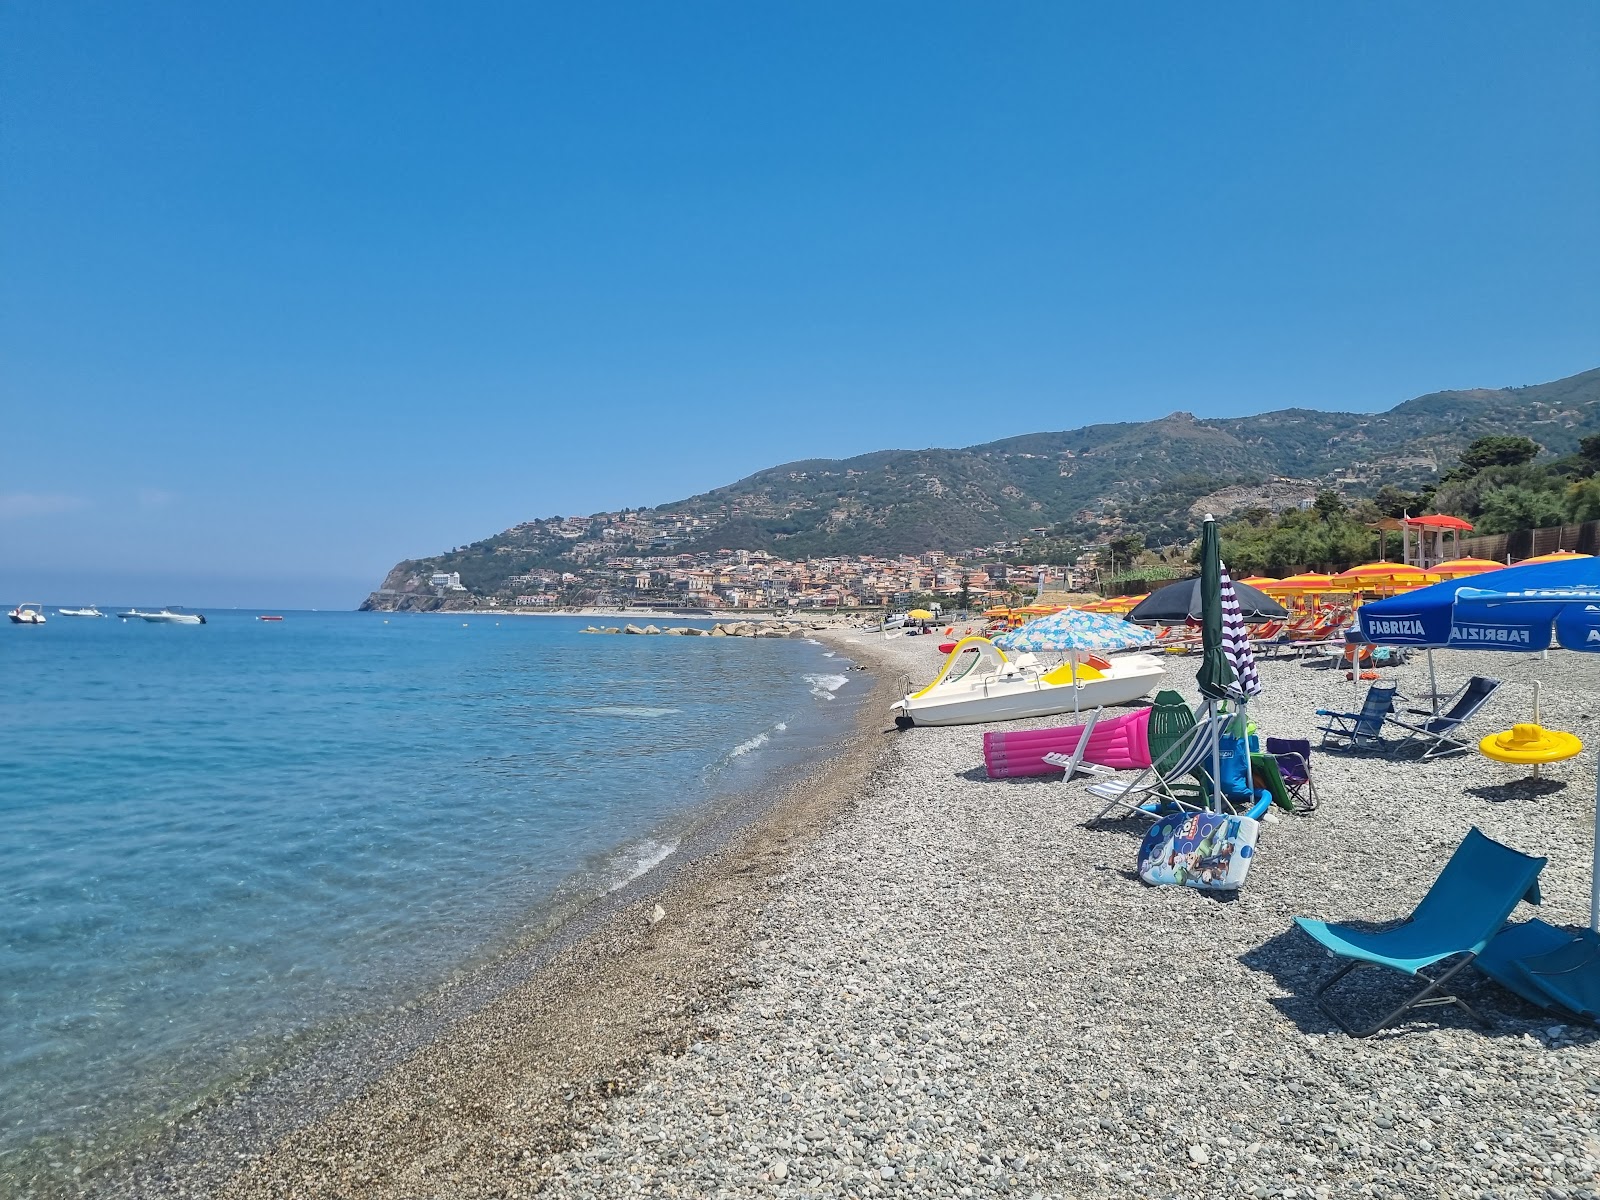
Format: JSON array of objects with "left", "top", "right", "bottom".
[{"left": 0, "top": 611, "right": 861, "bottom": 1189}]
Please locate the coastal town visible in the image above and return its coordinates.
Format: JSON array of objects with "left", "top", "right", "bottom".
[{"left": 380, "top": 522, "right": 1106, "bottom": 613}]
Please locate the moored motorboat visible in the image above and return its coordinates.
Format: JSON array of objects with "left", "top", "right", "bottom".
[
  {"left": 8, "top": 602, "right": 47, "bottom": 625},
  {"left": 257, "top": 615, "right": 284, "bottom": 622},
  {"left": 891, "top": 636, "right": 1165, "bottom": 728},
  {"left": 140, "top": 607, "right": 206, "bottom": 625},
  {"left": 117, "top": 609, "right": 155, "bottom": 620},
  {"left": 57, "top": 605, "right": 105, "bottom": 617}
]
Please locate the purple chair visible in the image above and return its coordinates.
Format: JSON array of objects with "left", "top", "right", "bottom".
[{"left": 1266, "top": 736, "right": 1318, "bottom": 813}]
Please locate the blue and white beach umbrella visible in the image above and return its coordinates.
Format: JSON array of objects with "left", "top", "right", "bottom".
[{"left": 994, "top": 608, "right": 1158, "bottom": 654}]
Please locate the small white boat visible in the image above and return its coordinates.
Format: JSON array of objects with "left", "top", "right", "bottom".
[
  {"left": 140, "top": 607, "right": 207, "bottom": 625},
  {"left": 891, "top": 636, "right": 1165, "bottom": 728},
  {"left": 8, "top": 602, "right": 47, "bottom": 625},
  {"left": 57, "top": 605, "right": 105, "bottom": 618}
]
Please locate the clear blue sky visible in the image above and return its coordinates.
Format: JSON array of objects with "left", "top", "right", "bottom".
[{"left": 3, "top": 3, "right": 1596, "bottom": 607}]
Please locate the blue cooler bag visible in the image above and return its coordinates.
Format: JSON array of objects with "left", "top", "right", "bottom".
[{"left": 1137, "top": 811, "right": 1260, "bottom": 891}]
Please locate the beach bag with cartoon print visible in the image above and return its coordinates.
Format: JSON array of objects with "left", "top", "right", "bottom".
[{"left": 1137, "top": 811, "right": 1259, "bottom": 891}]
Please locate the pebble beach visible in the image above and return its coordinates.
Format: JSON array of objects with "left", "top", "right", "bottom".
[
  {"left": 533, "top": 630, "right": 1600, "bottom": 1200},
  {"left": 93, "top": 626, "right": 1600, "bottom": 1200}
]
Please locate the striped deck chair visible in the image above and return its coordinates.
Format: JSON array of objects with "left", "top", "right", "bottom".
[{"left": 1084, "top": 712, "right": 1233, "bottom": 823}]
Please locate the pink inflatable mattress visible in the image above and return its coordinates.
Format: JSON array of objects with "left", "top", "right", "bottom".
[{"left": 983, "top": 707, "right": 1152, "bottom": 779}]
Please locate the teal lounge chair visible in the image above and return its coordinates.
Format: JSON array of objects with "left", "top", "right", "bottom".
[
  {"left": 1293, "top": 827, "right": 1545, "bottom": 1036},
  {"left": 1476, "top": 919, "right": 1586, "bottom": 1013}
]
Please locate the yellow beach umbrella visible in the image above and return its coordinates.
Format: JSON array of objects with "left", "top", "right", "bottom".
[
  {"left": 1333, "top": 563, "right": 1439, "bottom": 591},
  {"left": 1515, "top": 550, "right": 1592, "bottom": 566},
  {"left": 1265, "top": 573, "right": 1348, "bottom": 594},
  {"left": 1432, "top": 557, "right": 1508, "bottom": 580},
  {"left": 907, "top": 608, "right": 935, "bottom": 619},
  {"left": 1237, "top": 576, "right": 1280, "bottom": 589}
]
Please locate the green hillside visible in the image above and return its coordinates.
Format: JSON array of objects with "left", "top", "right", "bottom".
[{"left": 364, "top": 367, "right": 1600, "bottom": 604}]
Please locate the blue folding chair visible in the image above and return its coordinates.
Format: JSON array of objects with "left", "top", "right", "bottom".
[
  {"left": 1315, "top": 682, "right": 1397, "bottom": 751},
  {"left": 1293, "top": 827, "right": 1545, "bottom": 1036},
  {"left": 1385, "top": 676, "right": 1502, "bottom": 760}
]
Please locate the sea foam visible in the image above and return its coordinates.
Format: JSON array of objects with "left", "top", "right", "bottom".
[{"left": 804, "top": 672, "right": 850, "bottom": 700}]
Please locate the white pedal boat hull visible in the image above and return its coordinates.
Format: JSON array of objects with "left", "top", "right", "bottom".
[{"left": 891, "top": 638, "right": 1166, "bottom": 727}]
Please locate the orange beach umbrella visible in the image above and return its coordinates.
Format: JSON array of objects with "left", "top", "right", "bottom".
[
  {"left": 1264, "top": 573, "right": 1349, "bottom": 594},
  {"left": 1333, "top": 563, "right": 1439, "bottom": 591},
  {"left": 1515, "top": 550, "right": 1592, "bottom": 566},
  {"left": 1431, "top": 558, "right": 1508, "bottom": 580}
]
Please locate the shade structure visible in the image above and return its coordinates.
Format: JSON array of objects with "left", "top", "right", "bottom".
[
  {"left": 993, "top": 608, "right": 1159, "bottom": 654},
  {"left": 1515, "top": 551, "right": 1593, "bottom": 566},
  {"left": 1432, "top": 558, "right": 1509, "bottom": 580},
  {"left": 907, "top": 608, "right": 935, "bottom": 619},
  {"left": 1127, "top": 577, "right": 1287, "bottom": 626},
  {"left": 1362, "top": 559, "right": 1600, "bottom": 1024},
  {"left": 1237, "top": 576, "right": 1280, "bottom": 589}
]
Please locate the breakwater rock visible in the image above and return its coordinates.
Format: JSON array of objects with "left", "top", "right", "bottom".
[{"left": 579, "top": 621, "right": 825, "bottom": 638}]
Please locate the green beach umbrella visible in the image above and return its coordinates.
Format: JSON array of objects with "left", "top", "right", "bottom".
[
  {"left": 1195, "top": 515, "right": 1233, "bottom": 812},
  {"left": 1196, "top": 515, "right": 1235, "bottom": 701}
]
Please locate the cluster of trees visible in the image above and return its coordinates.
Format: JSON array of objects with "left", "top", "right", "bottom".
[
  {"left": 1213, "top": 493, "right": 1380, "bottom": 577},
  {"left": 1208, "top": 434, "right": 1600, "bottom": 576},
  {"left": 1376, "top": 435, "right": 1600, "bottom": 534}
]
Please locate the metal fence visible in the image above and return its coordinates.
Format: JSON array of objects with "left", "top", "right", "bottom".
[{"left": 1454, "top": 519, "right": 1600, "bottom": 564}]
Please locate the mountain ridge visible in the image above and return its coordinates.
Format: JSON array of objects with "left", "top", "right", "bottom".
[{"left": 362, "top": 367, "right": 1600, "bottom": 607}]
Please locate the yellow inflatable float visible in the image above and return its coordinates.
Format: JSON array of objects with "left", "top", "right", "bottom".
[{"left": 1478, "top": 723, "right": 1583, "bottom": 765}]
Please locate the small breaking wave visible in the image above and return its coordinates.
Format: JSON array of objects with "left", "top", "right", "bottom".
[
  {"left": 804, "top": 672, "right": 850, "bottom": 701},
  {"left": 729, "top": 732, "right": 770, "bottom": 757},
  {"left": 579, "top": 706, "right": 682, "bottom": 718},
  {"left": 607, "top": 838, "right": 680, "bottom": 891}
]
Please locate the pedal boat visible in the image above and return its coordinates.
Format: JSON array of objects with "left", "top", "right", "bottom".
[{"left": 891, "top": 636, "right": 1165, "bottom": 728}]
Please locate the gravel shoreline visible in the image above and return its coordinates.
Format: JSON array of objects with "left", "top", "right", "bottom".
[
  {"left": 536, "top": 631, "right": 1600, "bottom": 1200},
  {"left": 50, "top": 636, "right": 895, "bottom": 1200},
  {"left": 69, "top": 629, "right": 1600, "bottom": 1199}
]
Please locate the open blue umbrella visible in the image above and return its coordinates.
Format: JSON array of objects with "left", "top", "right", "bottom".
[
  {"left": 994, "top": 608, "right": 1157, "bottom": 714},
  {"left": 1360, "top": 556, "right": 1600, "bottom": 1022},
  {"left": 993, "top": 609, "right": 1158, "bottom": 654}
]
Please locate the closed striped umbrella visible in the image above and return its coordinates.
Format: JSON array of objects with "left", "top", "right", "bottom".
[{"left": 1219, "top": 565, "right": 1261, "bottom": 700}]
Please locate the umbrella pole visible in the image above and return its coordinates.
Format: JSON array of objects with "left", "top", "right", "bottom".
[
  {"left": 1072, "top": 647, "right": 1080, "bottom": 715},
  {"left": 1209, "top": 699, "right": 1223, "bottom": 814},
  {"left": 1593, "top": 756, "right": 1600, "bottom": 933},
  {"left": 1428, "top": 649, "right": 1439, "bottom": 715}
]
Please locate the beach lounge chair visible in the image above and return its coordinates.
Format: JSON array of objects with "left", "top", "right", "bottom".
[
  {"left": 1293, "top": 827, "right": 1546, "bottom": 1037},
  {"left": 1040, "top": 708, "right": 1115, "bottom": 781},
  {"left": 1315, "top": 682, "right": 1397, "bottom": 751},
  {"left": 1265, "top": 736, "right": 1317, "bottom": 813},
  {"left": 1083, "top": 711, "right": 1232, "bottom": 823},
  {"left": 1384, "top": 676, "right": 1502, "bottom": 760}
]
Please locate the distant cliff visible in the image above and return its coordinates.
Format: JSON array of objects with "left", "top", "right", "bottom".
[{"left": 359, "top": 367, "right": 1600, "bottom": 609}]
